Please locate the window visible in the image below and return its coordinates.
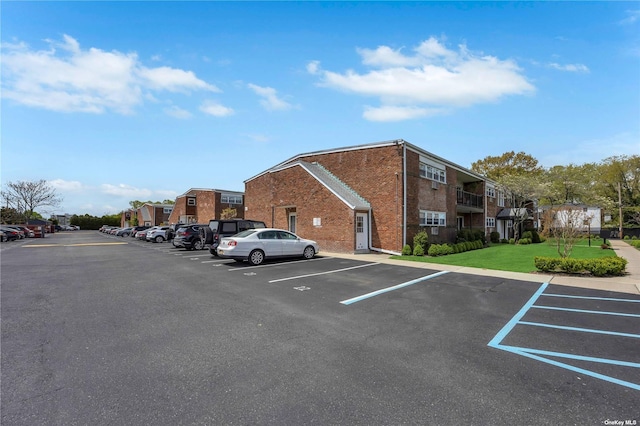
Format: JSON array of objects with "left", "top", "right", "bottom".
[
  {"left": 497, "top": 191, "right": 505, "bottom": 207},
  {"left": 163, "top": 207, "right": 173, "bottom": 214},
  {"left": 419, "top": 162, "right": 446, "bottom": 183},
  {"left": 356, "top": 216, "right": 364, "bottom": 233},
  {"left": 486, "top": 186, "right": 495, "bottom": 198},
  {"left": 187, "top": 198, "right": 196, "bottom": 206},
  {"left": 486, "top": 217, "right": 496, "bottom": 227},
  {"left": 420, "top": 210, "right": 446, "bottom": 226},
  {"left": 221, "top": 194, "right": 243, "bottom": 204}
]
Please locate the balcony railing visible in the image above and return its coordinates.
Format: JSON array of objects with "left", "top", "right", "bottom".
[{"left": 457, "top": 188, "right": 483, "bottom": 209}]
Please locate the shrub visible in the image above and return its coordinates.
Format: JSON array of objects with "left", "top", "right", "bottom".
[
  {"left": 490, "top": 232, "right": 500, "bottom": 244},
  {"left": 428, "top": 243, "right": 452, "bottom": 256},
  {"left": 534, "top": 256, "right": 627, "bottom": 276},
  {"left": 509, "top": 238, "right": 515, "bottom": 245},
  {"left": 402, "top": 244, "right": 412, "bottom": 256},
  {"left": 624, "top": 235, "right": 630, "bottom": 240},
  {"left": 521, "top": 231, "right": 532, "bottom": 240},
  {"left": 501, "top": 239, "right": 509, "bottom": 244},
  {"left": 518, "top": 238, "right": 532, "bottom": 245},
  {"left": 413, "top": 244, "right": 425, "bottom": 256},
  {"left": 632, "top": 235, "right": 638, "bottom": 240},
  {"left": 413, "top": 231, "right": 429, "bottom": 254}
]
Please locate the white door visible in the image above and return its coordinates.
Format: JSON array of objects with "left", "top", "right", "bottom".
[
  {"left": 355, "top": 213, "right": 369, "bottom": 250},
  {"left": 288, "top": 213, "right": 297, "bottom": 234}
]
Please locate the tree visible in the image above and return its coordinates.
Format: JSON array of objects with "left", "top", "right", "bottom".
[
  {"left": 471, "top": 151, "right": 543, "bottom": 181},
  {"left": 129, "top": 199, "right": 175, "bottom": 209},
  {"left": 220, "top": 207, "right": 238, "bottom": 220},
  {"left": 1, "top": 180, "right": 62, "bottom": 223},
  {"left": 540, "top": 206, "right": 590, "bottom": 258}
]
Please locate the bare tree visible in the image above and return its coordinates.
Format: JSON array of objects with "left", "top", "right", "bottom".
[
  {"left": 1, "top": 180, "right": 62, "bottom": 223},
  {"left": 540, "top": 205, "right": 590, "bottom": 258}
]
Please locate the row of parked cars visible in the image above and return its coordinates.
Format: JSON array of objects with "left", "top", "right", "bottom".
[
  {"left": 0, "top": 225, "right": 36, "bottom": 242},
  {"left": 99, "top": 219, "right": 320, "bottom": 266}
]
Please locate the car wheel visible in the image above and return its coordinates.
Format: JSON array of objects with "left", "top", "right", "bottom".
[
  {"left": 193, "top": 239, "right": 203, "bottom": 250},
  {"left": 248, "top": 249, "right": 265, "bottom": 266},
  {"left": 123, "top": 232, "right": 129, "bottom": 237},
  {"left": 155, "top": 236, "right": 164, "bottom": 243},
  {"left": 210, "top": 248, "right": 219, "bottom": 256},
  {"left": 303, "top": 246, "right": 315, "bottom": 259}
]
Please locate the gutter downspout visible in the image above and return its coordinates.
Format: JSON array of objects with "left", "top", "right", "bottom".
[{"left": 403, "top": 141, "right": 407, "bottom": 249}]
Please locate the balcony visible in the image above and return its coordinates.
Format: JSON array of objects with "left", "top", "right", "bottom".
[{"left": 457, "top": 188, "right": 484, "bottom": 212}]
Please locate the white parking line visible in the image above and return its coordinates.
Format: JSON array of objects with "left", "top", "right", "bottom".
[
  {"left": 268, "top": 262, "right": 380, "bottom": 283},
  {"left": 228, "top": 256, "right": 333, "bottom": 271},
  {"left": 340, "top": 271, "right": 450, "bottom": 305}
]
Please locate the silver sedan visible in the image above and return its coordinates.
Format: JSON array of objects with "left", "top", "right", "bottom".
[{"left": 217, "top": 228, "right": 319, "bottom": 265}]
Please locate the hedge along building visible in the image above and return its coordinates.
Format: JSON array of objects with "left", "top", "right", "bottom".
[{"left": 244, "top": 139, "right": 503, "bottom": 254}]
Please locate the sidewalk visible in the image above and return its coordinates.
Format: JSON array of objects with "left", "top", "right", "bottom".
[{"left": 323, "top": 240, "right": 640, "bottom": 295}]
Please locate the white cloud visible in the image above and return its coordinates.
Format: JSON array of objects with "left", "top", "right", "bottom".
[
  {"left": 247, "top": 83, "right": 292, "bottom": 111},
  {"left": 306, "top": 60, "right": 320, "bottom": 75},
  {"left": 101, "top": 183, "right": 153, "bottom": 198},
  {"left": 310, "top": 37, "right": 535, "bottom": 121},
  {"left": 164, "top": 105, "right": 192, "bottom": 119},
  {"left": 200, "top": 100, "right": 234, "bottom": 117},
  {"left": 619, "top": 9, "right": 640, "bottom": 25},
  {"left": 48, "top": 179, "right": 85, "bottom": 191},
  {"left": 363, "top": 105, "right": 446, "bottom": 122},
  {"left": 137, "top": 66, "right": 218, "bottom": 92},
  {"left": 548, "top": 63, "right": 590, "bottom": 73},
  {"left": 1, "top": 35, "right": 218, "bottom": 114}
]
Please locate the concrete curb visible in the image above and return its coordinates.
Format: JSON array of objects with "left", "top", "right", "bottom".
[{"left": 322, "top": 243, "right": 640, "bottom": 295}]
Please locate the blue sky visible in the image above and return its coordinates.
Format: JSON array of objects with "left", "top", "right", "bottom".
[{"left": 2, "top": 2, "right": 639, "bottom": 217}]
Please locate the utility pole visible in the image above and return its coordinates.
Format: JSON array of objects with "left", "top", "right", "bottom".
[{"left": 618, "top": 182, "right": 623, "bottom": 239}]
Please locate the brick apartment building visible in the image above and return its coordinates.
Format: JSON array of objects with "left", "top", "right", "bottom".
[
  {"left": 245, "top": 139, "right": 516, "bottom": 254},
  {"left": 121, "top": 203, "right": 173, "bottom": 227},
  {"left": 167, "top": 188, "right": 245, "bottom": 225}
]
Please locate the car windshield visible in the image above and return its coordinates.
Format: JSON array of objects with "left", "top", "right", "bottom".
[{"left": 234, "top": 229, "right": 256, "bottom": 238}]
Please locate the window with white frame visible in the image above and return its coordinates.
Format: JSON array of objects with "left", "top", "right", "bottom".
[
  {"left": 221, "top": 194, "right": 243, "bottom": 204},
  {"left": 497, "top": 191, "right": 505, "bottom": 207},
  {"left": 187, "top": 198, "right": 196, "bottom": 206},
  {"left": 486, "top": 217, "right": 496, "bottom": 227},
  {"left": 419, "top": 162, "right": 446, "bottom": 183},
  {"left": 486, "top": 185, "right": 495, "bottom": 198},
  {"left": 420, "top": 210, "right": 446, "bottom": 226},
  {"left": 163, "top": 207, "right": 173, "bottom": 214}
]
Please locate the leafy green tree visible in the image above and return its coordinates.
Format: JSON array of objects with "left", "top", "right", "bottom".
[{"left": 471, "top": 151, "right": 543, "bottom": 181}]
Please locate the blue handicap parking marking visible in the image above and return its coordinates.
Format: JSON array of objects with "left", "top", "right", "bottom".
[{"left": 489, "top": 282, "right": 640, "bottom": 391}]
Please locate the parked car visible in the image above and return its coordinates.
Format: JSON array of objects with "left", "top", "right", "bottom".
[
  {"left": 135, "top": 229, "right": 149, "bottom": 240},
  {"left": 129, "top": 225, "right": 150, "bottom": 237},
  {"left": 146, "top": 226, "right": 170, "bottom": 243},
  {"left": 217, "top": 228, "right": 319, "bottom": 265},
  {"left": 0, "top": 226, "right": 21, "bottom": 241},
  {"left": 115, "top": 227, "right": 134, "bottom": 237},
  {"left": 0, "top": 230, "right": 7, "bottom": 242},
  {"left": 173, "top": 224, "right": 210, "bottom": 250},
  {"left": 208, "top": 219, "right": 266, "bottom": 255},
  {"left": 6, "top": 225, "right": 35, "bottom": 238}
]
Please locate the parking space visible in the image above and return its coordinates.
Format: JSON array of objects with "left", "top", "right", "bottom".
[
  {"left": 489, "top": 282, "right": 640, "bottom": 391},
  {"left": 15, "top": 231, "right": 630, "bottom": 423}
]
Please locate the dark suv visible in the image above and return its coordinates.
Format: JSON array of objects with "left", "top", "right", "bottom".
[
  {"left": 208, "top": 219, "right": 266, "bottom": 255},
  {"left": 173, "top": 224, "right": 210, "bottom": 250}
]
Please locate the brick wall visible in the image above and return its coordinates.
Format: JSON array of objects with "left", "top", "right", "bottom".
[
  {"left": 245, "top": 164, "right": 356, "bottom": 252},
  {"left": 299, "top": 144, "right": 405, "bottom": 252}
]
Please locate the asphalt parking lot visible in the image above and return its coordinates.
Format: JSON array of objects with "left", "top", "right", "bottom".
[{"left": 2, "top": 231, "right": 638, "bottom": 425}]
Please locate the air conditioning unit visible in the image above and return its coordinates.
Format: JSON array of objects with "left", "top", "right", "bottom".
[
  {"left": 431, "top": 181, "right": 439, "bottom": 190},
  {"left": 431, "top": 227, "right": 439, "bottom": 235}
]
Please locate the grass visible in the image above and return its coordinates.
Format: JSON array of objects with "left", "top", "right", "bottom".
[{"left": 390, "top": 239, "right": 617, "bottom": 274}]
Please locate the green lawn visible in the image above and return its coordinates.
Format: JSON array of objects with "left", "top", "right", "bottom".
[{"left": 391, "top": 239, "right": 617, "bottom": 273}]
